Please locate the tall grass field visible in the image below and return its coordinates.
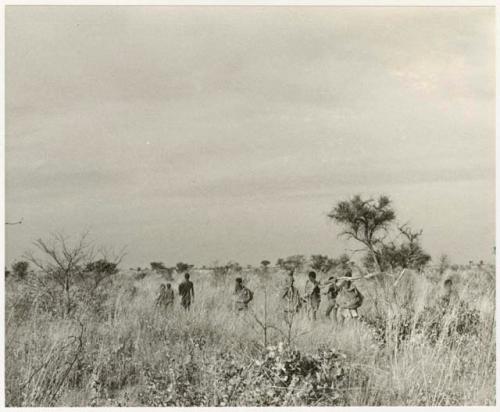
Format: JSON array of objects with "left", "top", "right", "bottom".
[{"left": 5, "top": 264, "right": 495, "bottom": 406}]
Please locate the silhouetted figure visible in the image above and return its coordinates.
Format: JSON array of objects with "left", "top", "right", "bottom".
[
  {"left": 281, "top": 270, "right": 302, "bottom": 321},
  {"left": 304, "top": 271, "right": 321, "bottom": 321},
  {"left": 324, "top": 276, "right": 340, "bottom": 321},
  {"left": 178, "top": 273, "right": 194, "bottom": 310}
]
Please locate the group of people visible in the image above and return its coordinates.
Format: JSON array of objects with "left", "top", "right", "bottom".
[
  {"left": 156, "top": 273, "right": 195, "bottom": 310},
  {"left": 155, "top": 269, "right": 364, "bottom": 324},
  {"left": 281, "top": 269, "right": 363, "bottom": 323}
]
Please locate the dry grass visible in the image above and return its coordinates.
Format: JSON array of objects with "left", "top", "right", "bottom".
[{"left": 5, "top": 265, "right": 495, "bottom": 406}]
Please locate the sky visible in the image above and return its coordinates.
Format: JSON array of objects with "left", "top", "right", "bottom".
[{"left": 5, "top": 6, "right": 495, "bottom": 268}]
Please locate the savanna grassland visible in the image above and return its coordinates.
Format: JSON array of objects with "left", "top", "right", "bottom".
[{"left": 5, "top": 262, "right": 495, "bottom": 407}]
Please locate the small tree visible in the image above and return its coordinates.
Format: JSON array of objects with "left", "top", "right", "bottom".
[
  {"left": 24, "top": 232, "right": 94, "bottom": 316},
  {"left": 12, "top": 260, "right": 30, "bottom": 279},
  {"left": 328, "top": 195, "right": 395, "bottom": 272},
  {"left": 24, "top": 232, "right": 125, "bottom": 317},
  {"left": 363, "top": 224, "right": 431, "bottom": 272}
]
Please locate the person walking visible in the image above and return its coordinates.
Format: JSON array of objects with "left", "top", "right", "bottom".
[
  {"left": 178, "top": 273, "right": 195, "bottom": 310},
  {"left": 304, "top": 271, "right": 321, "bottom": 321},
  {"left": 336, "top": 279, "right": 363, "bottom": 324},
  {"left": 156, "top": 283, "right": 174, "bottom": 311},
  {"left": 234, "top": 277, "right": 254, "bottom": 311},
  {"left": 281, "top": 270, "right": 302, "bottom": 322},
  {"left": 324, "top": 276, "right": 340, "bottom": 322}
]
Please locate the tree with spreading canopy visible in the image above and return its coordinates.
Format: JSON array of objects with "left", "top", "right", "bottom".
[
  {"left": 328, "top": 195, "right": 395, "bottom": 272},
  {"left": 329, "top": 195, "right": 431, "bottom": 273}
]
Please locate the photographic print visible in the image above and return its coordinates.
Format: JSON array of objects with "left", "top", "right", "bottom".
[{"left": 4, "top": 4, "right": 496, "bottom": 407}]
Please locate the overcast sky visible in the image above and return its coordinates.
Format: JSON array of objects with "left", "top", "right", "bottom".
[{"left": 6, "top": 6, "right": 495, "bottom": 267}]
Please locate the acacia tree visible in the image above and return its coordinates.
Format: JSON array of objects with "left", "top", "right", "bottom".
[
  {"left": 328, "top": 195, "right": 395, "bottom": 272},
  {"left": 24, "top": 232, "right": 125, "bottom": 316},
  {"left": 24, "top": 232, "right": 95, "bottom": 316},
  {"left": 362, "top": 224, "right": 431, "bottom": 271},
  {"left": 396, "top": 224, "right": 431, "bottom": 270}
]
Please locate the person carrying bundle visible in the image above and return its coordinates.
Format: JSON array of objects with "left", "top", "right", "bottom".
[
  {"left": 156, "top": 283, "right": 175, "bottom": 311},
  {"left": 234, "top": 277, "right": 254, "bottom": 311},
  {"left": 336, "top": 278, "right": 363, "bottom": 323},
  {"left": 324, "top": 276, "right": 341, "bottom": 321},
  {"left": 304, "top": 271, "right": 321, "bottom": 321}
]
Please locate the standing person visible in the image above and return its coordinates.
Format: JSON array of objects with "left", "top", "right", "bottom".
[
  {"left": 156, "top": 283, "right": 174, "bottom": 311},
  {"left": 324, "top": 276, "right": 340, "bottom": 321},
  {"left": 234, "top": 277, "right": 254, "bottom": 311},
  {"left": 440, "top": 278, "right": 456, "bottom": 308},
  {"left": 336, "top": 279, "right": 363, "bottom": 324},
  {"left": 282, "top": 270, "right": 295, "bottom": 295},
  {"left": 178, "top": 273, "right": 194, "bottom": 310},
  {"left": 281, "top": 270, "right": 302, "bottom": 321},
  {"left": 304, "top": 271, "right": 321, "bottom": 321}
]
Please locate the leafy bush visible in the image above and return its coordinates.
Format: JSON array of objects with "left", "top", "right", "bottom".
[{"left": 12, "top": 261, "right": 29, "bottom": 279}]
